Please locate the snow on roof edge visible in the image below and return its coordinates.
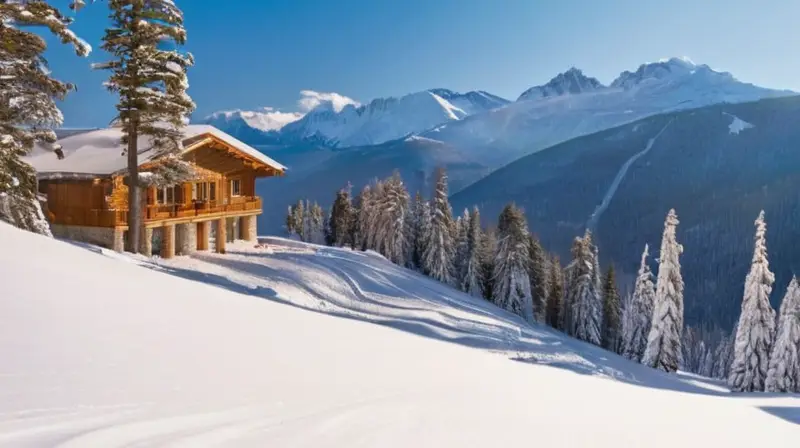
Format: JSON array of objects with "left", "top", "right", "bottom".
[{"left": 25, "top": 125, "right": 287, "bottom": 177}]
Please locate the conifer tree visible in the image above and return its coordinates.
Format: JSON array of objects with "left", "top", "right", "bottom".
[
  {"left": 546, "top": 255, "right": 564, "bottom": 329},
  {"left": 623, "top": 244, "right": 656, "bottom": 362},
  {"left": 460, "top": 206, "right": 484, "bottom": 297},
  {"left": 292, "top": 199, "right": 305, "bottom": 241},
  {"left": 492, "top": 204, "right": 533, "bottom": 321},
  {"left": 643, "top": 209, "right": 684, "bottom": 373},
  {"left": 407, "top": 191, "right": 430, "bottom": 270},
  {"left": 564, "top": 231, "right": 602, "bottom": 344},
  {"left": 601, "top": 264, "right": 622, "bottom": 352},
  {"left": 308, "top": 201, "right": 325, "bottom": 244},
  {"left": 479, "top": 226, "right": 497, "bottom": 300},
  {"left": 375, "top": 171, "right": 409, "bottom": 265},
  {"left": 422, "top": 167, "right": 455, "bottom": 284},
  {"left": 528, "top": 233, "right": 549, "bottom": 323},
  {"left": 95, "top": 0, "right": 195, "bottom": 253},
  {"left": 765, "top": 277, "right": 800, "bottom": 392},
  {"left": 329, "top": 184, "right": 354, "bottom": 247},
  {"left": 728, "top": 211, "right": 776, "bottom": 392},
  {"left": 454, "top": 208, "right": 470, "bottom": 287},
  {"left": 354, "top": 184, "right": 372, "bottom": 250},
  {"left": 0, "top": 0, "right": 91, "bottom": 235}
]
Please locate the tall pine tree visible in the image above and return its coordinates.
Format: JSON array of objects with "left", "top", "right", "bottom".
[
  {"left": 492, "top": 204, "right": 533, "bottom": 321},
  {"left": 329, "top": 184, "right": 355, "bottom": 247},
  {"left": 546, "top": 255, "right": 564, "bottom": 329},
  {"left": 729, "top": 211, "right": 777, "bottom": 392},
  {"left": 407, "top": 191, "right": 430, "bottom": 270},
  {"left": 601, "top": 264, "right": 622, "bottom": 352},
  {"left": 0, "top": 0, "right": 91, "bottom": 235},
  {"left": 422, "top": 167, "right": 455, "bottom": 285},
  {"left": 564, "top": 230, "right": 602, "bottom": 345},
  {"left": 528, "top": 233, "right": 549, "bottom": 323},
  {"left": 642, "top": 209, "right": 684, "bottom": 373},
  {"left": 96, "top": 0, "right": 195, "bottom": 253},
  {"left": 764, "top": 276, "right": 800, "bottom": 393},
  {"left": 622, "top": 244, "right": 656, "bottom": 362},
  {"left": 479, "top": 226, "right": 497, "bottom": 300},
  {"left": 375, "top": 171, "right": 409, "bottom": 265},
  {"left": 460, "top": 206, "right": 484, "bottom": 297}
]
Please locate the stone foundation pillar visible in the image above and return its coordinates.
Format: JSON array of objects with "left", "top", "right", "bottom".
[
  {"left": 112, "top": 228, "right": 124, "bottom": 253},
  {"left": 139, "top": 227, "right": 153, "bottom": 257},
  {"left": 196, "top": 221, "right": 210, "bottom": 251},
  {"left": 241, "top": 215, "right": 257, "bottom": 242},
  {"left": 176, "top": 223, "right": 197, "bottom": 255},
  {"left": 216, "top": 217, "right": 226, "bottom": 254},
  {"left": 161, "top": 224, "right": 175, "bottom": 259}
]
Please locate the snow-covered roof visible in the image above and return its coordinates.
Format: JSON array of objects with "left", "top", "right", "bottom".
[{"left": 24, "top": 124, "right": 286, "bottom": 177}]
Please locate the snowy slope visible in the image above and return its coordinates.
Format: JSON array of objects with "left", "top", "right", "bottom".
[
  {"left": 1, "top": 223, "right": 799, "bottom": 447},
  {"left": 423, "top": 57, "right": 795, "bottom": 167}
]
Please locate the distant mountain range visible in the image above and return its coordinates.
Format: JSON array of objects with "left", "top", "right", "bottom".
[{"left": 204, "top": 57, "right": 793, "bottom": 168}]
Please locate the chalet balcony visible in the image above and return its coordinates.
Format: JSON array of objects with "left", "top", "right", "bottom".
[{"left": 48, "top": 196, "right": 262, "bottom": 229}]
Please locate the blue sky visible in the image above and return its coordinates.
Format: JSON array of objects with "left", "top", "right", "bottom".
[{"left": 47, "top": 0, "right": 800, "bottom": 127}]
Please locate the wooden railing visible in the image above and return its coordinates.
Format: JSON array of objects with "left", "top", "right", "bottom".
[
  {"left": 49, "top": 197, "right": 261, "bottom": 228},
  {"left": 144, "top": 196, "right": 262, "bottom": 222}
]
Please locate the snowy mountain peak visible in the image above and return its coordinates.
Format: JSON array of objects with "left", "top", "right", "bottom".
[
  {"left": 610, "top": 56, "right": 730, "bottom": 89},
  {"left": 427, "top": 88, "right": 510, "bottom": 114},
  {"left": 517, "top": 67, "right": 606, "bottom": 101},
  {"left": 203, "top": 108, "right": 303, "bottom": 132}
]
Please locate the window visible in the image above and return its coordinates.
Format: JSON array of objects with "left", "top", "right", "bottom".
[
  {"left": 194, "top": 182, "right": 208, "bottom": 201},
  {"left": 157, "top": 186, "right": 180, "bottom": 205},
  {"left": 209, "top": 182, "right": 217, "bottom": 200},
  {"left": 230, "top": 179, "right": 241, "bottom": 197}
]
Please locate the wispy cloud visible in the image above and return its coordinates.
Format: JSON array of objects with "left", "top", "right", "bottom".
[
  {"left": 207, "top": 91, "right": 360, "bottom": 131},
  {"left": 297, "top": 90, "right": 360, "bottom": 113}
]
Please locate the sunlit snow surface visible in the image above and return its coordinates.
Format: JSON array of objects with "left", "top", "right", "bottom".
[{"left": 1, "top": 224, "right": 798, "bottom": 447}]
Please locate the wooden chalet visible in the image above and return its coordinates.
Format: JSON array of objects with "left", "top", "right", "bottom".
[{"left": 24, "top": 125, "right": 286, "bottom": 258}]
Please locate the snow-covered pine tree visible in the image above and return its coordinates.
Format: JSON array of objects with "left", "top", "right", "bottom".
[
  {"left": 285, "top": 205, "right": 296, "bottom": 236},
  {"left": 728, "top": 211, "right": 777, "bottom": 392},
  {"left": 328, "top": 184, "right": 354, "bottom": 247},
  {"left": 528, "top": 233, "right": 549, "bottom": 323},
  {"left": 354, "top": 184, "right": 372, "bottom": 250},
  {"left": 292, "top": 200, "right": 306, "bottom": 241},
  {"left": 365, "top": 180, "right": 385, "bottom": 252},
  {"left": 564, "top": 231, "right": 602, "bottom": 344},
  {"left": 407, "top": 191, "right": 429, "bottom": 270},
  {"left": 712, "top": 325, "right": 736, "bottom": 379},
  {"left": 422, "top": 167, "right": 455, "bottom": 285},
  {"left": 454, "top": 208, "right": 470, "bottom": 288},
  {"left": 492, "top": 204, "right": 533, "bottom": 321},
  {"left": 601, "top": 264, "right": 622, "bottom": 352},
  {"left": 0, "top": 0, "right": 91, "bottom": 235},
  {"left": 95, "top": 0, "right": 195, "bottom": 253},
  {"left": 622, "top": 244, "right": 656, "bottom": 362},
  {"left": 460, "top": 206, "right": 484, "bottom": 297},
  {"left": 308, "top": 202, "right": 325, "bottom": 244},
  {"left": 764, "top": 276, "right": 800, "bottom": 392},
  {"left": 546, "top": 255, "right": 564, "bottom": 329},
  {"left": 642, "top": 209, "right": 684, "bottom": 373},
  {"left": 479, "top": 226, "right": 497, "bottom": 300},
  {"left": 375, "top": 171, "right": 410, "bottom": 265}
]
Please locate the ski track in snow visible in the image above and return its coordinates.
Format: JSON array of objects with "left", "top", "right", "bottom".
[{"left": 586, "top": 119, "right": 674, "bottom": 231}]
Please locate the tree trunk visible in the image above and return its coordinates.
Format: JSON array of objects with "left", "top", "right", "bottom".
[{"left": 126, "top": 124, "right": 141, "bottom": 254}]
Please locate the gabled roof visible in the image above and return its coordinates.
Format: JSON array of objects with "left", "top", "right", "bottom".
[{"left": 24, "top": 124, "right": 286, "bottom": 178}]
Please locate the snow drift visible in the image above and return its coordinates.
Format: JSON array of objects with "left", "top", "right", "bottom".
[{"left": 0, "top": 224, "right": 798, "bottom": 447}]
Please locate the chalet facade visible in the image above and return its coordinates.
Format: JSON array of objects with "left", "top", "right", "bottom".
[{"left": 24, "top": 125, "right": 286, "bottom": 258}]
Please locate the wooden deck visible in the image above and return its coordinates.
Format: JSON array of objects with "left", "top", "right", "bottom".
[{"left": 48, "top": 197, "right": 262, "bottom": 228}]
